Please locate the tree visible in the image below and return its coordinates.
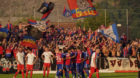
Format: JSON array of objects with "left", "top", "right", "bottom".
[{"left": 76, "top": 9, "right": 111, "bottom": 31}]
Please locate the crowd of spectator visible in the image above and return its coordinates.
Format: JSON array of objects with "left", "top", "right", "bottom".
[{"left": 0, "top": 21, "right": 139, "bottom": 60}]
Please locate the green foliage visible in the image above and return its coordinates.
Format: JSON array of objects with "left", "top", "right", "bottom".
[
  {"left": 76, "top": 0, "right": 140, "bottom": 39},
  {"left": 76, "top": 10, "right": 111, "bottom": 31},
  {"left": 119, "top": 0, "right": 140, "bottom": 39}
]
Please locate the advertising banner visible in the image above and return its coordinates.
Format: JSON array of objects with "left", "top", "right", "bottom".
[{"left": 107, "top": 57, "right": 138, "bottom": 71}]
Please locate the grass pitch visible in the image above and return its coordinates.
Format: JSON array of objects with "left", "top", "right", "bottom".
[{"left": 0, "top": 73, "right": 138, "bottom": 78}]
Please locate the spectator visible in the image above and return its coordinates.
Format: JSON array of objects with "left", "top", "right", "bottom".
[
  {"left": 0, "top": 21, "right": 139, "bottom": 60},
  {"left": 6, "top": 20, "right": 13, "bottom": 32},
  {"left": 0, "top": 23, "right": 2, "bottom": 28},
  {"left": 0, "top": 43, "right": 3, "bottom": 58},
  {"left": 116, "top": 45, "right": 121, "bottom": 57},
  {"left": 111, "top": 48, "right": 116, "bottom": 57}
]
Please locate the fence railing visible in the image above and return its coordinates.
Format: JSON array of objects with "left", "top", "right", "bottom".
[{"left": 0, "top": 57, "right": 138, "bottom": 74}]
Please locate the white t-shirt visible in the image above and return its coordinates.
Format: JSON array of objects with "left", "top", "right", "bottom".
[
  {"left": 16, "top": 52, "right": 24, "bottom": 65},
  {"left": 90, "top": 52, "right": 96, "bottom": 67},
  {"left": 26, "top": 53, "right": 36, "bottom": 65},
  {"left": 42, "top": 51, "right": 53, "bottom": 63}
]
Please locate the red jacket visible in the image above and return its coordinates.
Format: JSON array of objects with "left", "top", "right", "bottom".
[
  {"left": 7, "top": 23, "right": 13, "bottom": 31},
  {"left": 0, "top": 46, "right": 3, "bottom": 55},
  {"left": 0, "top": 24, "right": 2, "bottom": 28}
]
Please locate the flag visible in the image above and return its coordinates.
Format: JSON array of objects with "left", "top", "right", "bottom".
[
  {"left": 28, "top": 19, "right": 37, "bottom": 25},
  {"left": 20, "top": 36, "right": 37, "bottom": 48},
  {"left": 29, "top": 19, "right": 49, "bottom": 26},
  {"left": 63, "top": 6, "right": 71, "bottom": 17},
  {"left": 29, "top": 20, "right": 50, "bottom": 32},
  {"left": 0, "top": 28, "right": 9, "bottom": 38},
  {"left": 100, "top": 24, "right": 119, "bottom": 43},
  {"left": 41, "top": 10, "right": 52, "bottom": 20},
  {"left": 40, "top": 2, "right": 54, "bottom": 20},
  {"left": 0, "top": 28, "right": 9, "bottom": 34},
  {"left": 66, "top": 0, "right": 97, "bottom": 19},
  {"left": 63, "top": 6, "right": 67, "bottom": 16},
  {"left": 5, "top": 48, "right": 12, "bottom": 58},
  {"left": 46, "top": 20, "right": 50, "bottom": 25}
]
